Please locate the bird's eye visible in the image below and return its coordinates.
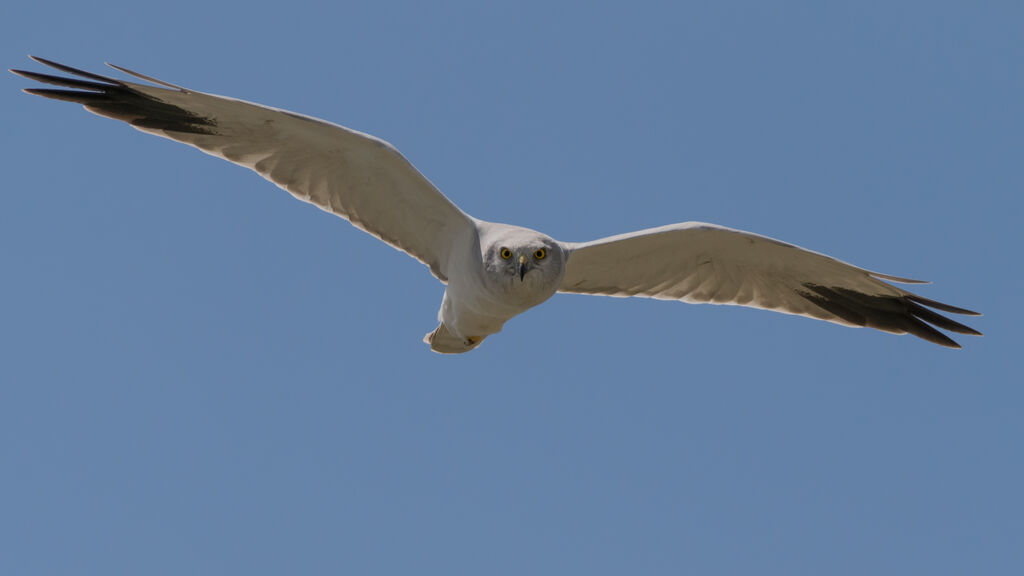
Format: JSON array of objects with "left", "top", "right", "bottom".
[
  {"left": 500, "top": 248, "right": 512, "bottom": 260},
  {"left": 534, "top": 248, "right": 546, "bottom": 260}
]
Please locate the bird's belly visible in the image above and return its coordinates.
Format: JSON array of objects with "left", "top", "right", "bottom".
[
  {"left": 438, "top": 286, "right": 539, "bottom": 341},
  {"left": 442, "top": 297, "right": 515, "bottom": 340},
  {"left": 452, "top": 311, "right": 508, "bottom": 340}
]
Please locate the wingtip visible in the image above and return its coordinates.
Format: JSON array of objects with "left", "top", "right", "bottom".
[
  {"left": 20, "top": 87, "right": 82, "bottom": 101},
  {"left": 104, "top": 61, "right": 187, "bottom": 90},
  {"left": 943, "top": 303, "right": 982, "bottom": 317},
  {"left": 29, "top": 55, "right": 57, "bottom": 67}
]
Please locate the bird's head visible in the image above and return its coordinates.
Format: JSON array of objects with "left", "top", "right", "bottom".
[{"left": 482, "top": 226, "right": 566, "bottom": 304}]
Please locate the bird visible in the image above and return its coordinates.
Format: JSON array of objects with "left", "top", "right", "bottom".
[{"left": 11, "top": 56, "right": 981, "bottom": 353}]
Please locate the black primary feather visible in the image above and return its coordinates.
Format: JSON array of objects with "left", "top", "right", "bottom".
[
  {"left": 11, "top": 56, "right": 216, "bottom": 135},
  {"left": 799, "top": 284, "right": 981, "bottom": 349}
]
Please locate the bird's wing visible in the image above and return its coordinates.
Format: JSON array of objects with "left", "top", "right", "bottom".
[
  {"left": 558, "top": 222, "right": 981, "bottom": 348},
  {"left": 11, "top": 57, "right": 475, "bottom": 282}
]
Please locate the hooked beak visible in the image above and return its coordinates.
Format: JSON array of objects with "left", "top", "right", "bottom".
[{"left": 519, "top": 254, "right": 528, "bottom": 281}]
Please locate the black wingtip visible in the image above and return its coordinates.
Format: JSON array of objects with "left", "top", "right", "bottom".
[
  {"left": 17, "top": 58, "right": 218, "bottom": 135},
  {"left": 10, "top": 68, "right": 38, "bottom": 79},
  {"left": 12, "top": 68, "right": 114, "bottom": 91},
  {"left": 21, "top": 87, "right": 106, "bottom": 103},
  {"left": 907, "top": 294, "right": 981, "bottom": 316},
  {"left": 922, "top": 330, "right": 962, "bottom": 349},
  {"left": 104, "top": 61, "right": 187, "bottom": 90},
  {"left": 22, "top": 87, "right": 68, "bottom": 99},
  {"left": 800, "top": 283, "right": 981, "bottom": 349},
  {"left": 26, "top": 56, "right": 122, "bottom": 84}
]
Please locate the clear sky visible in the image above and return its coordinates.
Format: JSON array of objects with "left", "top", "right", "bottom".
[{"left": 2, "top": 1, "right": 1021, "bottom": 574}]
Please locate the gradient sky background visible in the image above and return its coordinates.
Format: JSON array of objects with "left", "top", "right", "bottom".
[{"left": 2, "top": 1, "right": 1021, "bottom": 574}]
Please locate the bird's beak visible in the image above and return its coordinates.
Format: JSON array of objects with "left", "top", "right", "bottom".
[{"left": 519, "top": 254, "right": 528, "bottom": 281}]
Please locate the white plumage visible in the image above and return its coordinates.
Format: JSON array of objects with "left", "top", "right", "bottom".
[{"left": 12, "top": 57, "right": 981, "bottom": 353}]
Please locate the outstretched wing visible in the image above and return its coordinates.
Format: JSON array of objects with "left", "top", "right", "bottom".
[
  {"left": 11, "top": 57, "right": 475, "bottom": 281},
  {"left": 558, "top": 222, "right": 981, "bottom": 348}
]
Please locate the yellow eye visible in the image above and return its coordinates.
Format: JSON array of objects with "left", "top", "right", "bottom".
[
  {"left": 500, "top": 248, "right": 512, "bottom": 260},
  {"left": 534, "top": 248, "right": 546, "bottom": 260}
]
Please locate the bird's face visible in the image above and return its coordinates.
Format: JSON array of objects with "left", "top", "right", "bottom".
[{"left": 483, "top": 233, "right": 566, "bottom": 303}]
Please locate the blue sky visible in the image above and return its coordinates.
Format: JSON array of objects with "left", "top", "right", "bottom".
[{"left": 2, "top": 1, "right": 1020, "bottom": 574}]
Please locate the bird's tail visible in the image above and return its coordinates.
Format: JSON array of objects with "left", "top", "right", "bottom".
[{"left": 423, "top": 323, "right": 484, "bottom": 354}]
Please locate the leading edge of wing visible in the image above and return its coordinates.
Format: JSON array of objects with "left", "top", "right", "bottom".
[{"left": 563, "top": 222, "right": 929, "bottom": 284}]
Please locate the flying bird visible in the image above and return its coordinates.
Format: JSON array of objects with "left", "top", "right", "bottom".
[{"left": 11, "top": 57, "right": 981, "bottom": 353}]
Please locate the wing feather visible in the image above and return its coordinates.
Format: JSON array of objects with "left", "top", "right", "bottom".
[
  {"left": 559, "top": 222, "right": 981, "bottom": 348},
  {"left": 12, "top": 57, "right": 474, "bottom": 281}
]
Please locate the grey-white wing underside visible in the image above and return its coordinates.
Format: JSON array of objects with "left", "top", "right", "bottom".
[
  {"left": 12, "top": 57, "right": 474, "bottom": 281},
  {"left": 558, "top": 222, "right": 981, "bottom": 347}
]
